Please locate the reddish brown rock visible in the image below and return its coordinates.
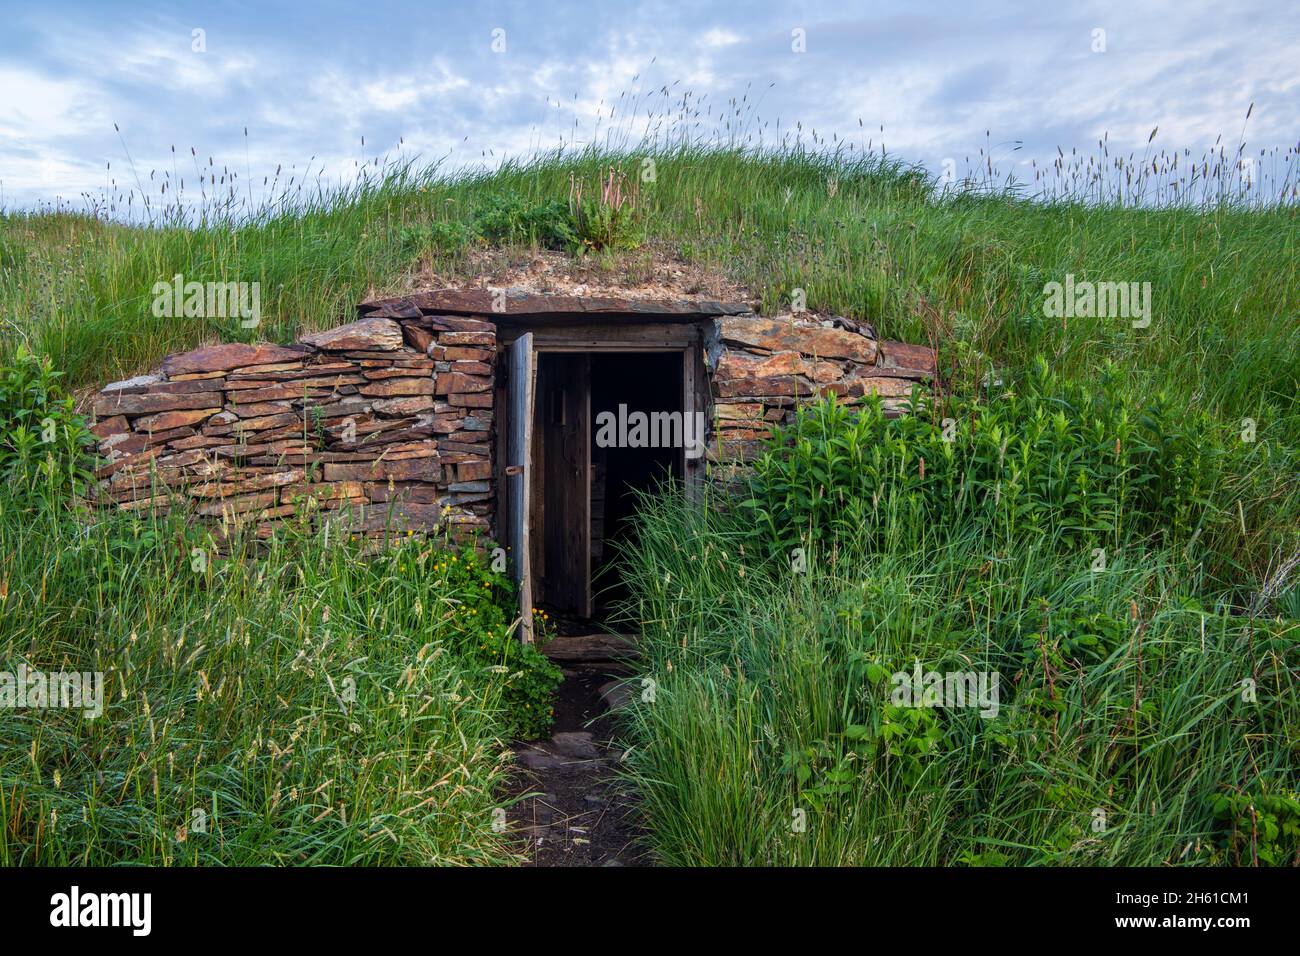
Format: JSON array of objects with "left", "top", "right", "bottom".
[
  {"left": 90, "top": 416, "right": 129, "bottom": 438},
  {"left": 717, "top": 315, "right": 877, "bottom": 363},
  {"left": 447, "top": 392, "right": 493, "bottom": 408},
  {"left": 281, "top": 481, "right": 366, "bottom": 504},
  {"left": 434, "top": 373, "right": 491, "bottom": 395},
  {"left": 442, "top": 347, "right": 493, "bottom": 361},
  {"left": 715, "top": 403, "right": 763, "bottom": 421},
  {"left": 402, "top": 324, "right": 435, "bottom": 353},
  {"left": 714, "top": 375, "right": 812, "bottom": 399},
  {"left": 372, "top": 396, "right": 435, "bottom": 416},
  {"left": 359, "top": 357, "right": 434, "bottom": 368},
  {"left": 134, "top": 408, "right": 220, "bottom": 432},
  {"left": 365, "top": 482, "right": 445, "bottom": 504},
  {"left": 362, "top": 367, "right": 432, "bottom": 381},
  {"left": 162, "top": 343, "right": 311, "bottom": 377},
  {"left": 94, "top": 390, "right": 224, "bottom": 416},
  {"left": 147, "top": 378, "right": 231, "bottom": 395},
  {"left": 190, "top": 469, "right": 304, "bottom": 499},
  {"left": 167, "top": 435, "right": 230, "bottom": 451},
  {"left": 857, "top": 376, "right": 925, "bottom": 398},
  {"left": 100, "top": 433, "right": 151, "bottom": 456},
  {"left": 359, "top": 378, "right": 437, "bottom": 397},
  {"left": 323, "top": 458, "right": 441, "bottom": 482},
  {"left": 437, "top": 440, "right": 488, "bottom": 455},
  {"left": 196, "top": 492, "right": 279, "bottom": 517},
  {"left": 206, "top": 412, "right": 300, "bottom": 436},
  {"left": 224, "top": 401, "right": 294, "bottom": 419},
  {"left": 877, "top": 341, "right": 937, "bottom": 376},
  {"left": 151, "top": 449, "right": 215, "bottom": 470},
  {"left": 228, "top": 385, "right": 334, "bottom": 403},
  {"left": 301, "top": 317, "right": 403, "bottom": 352},
  {"left": 429, "top": 414, "right": 463, "bottom": 434},
  {"left": 275, "top": 373, "right": 367, "bottom": 389},
  {"left": 169, "top": 371, "right": 227, "bottom": 382},
  {"left": 227, "top": 360, "right": 316, "bottom": 377},
  {"left": 440, "top": 331, "right": 495, "bottom": 347},
  {"left": 457, "top": 460, "right": 491, "bottom": 481}
]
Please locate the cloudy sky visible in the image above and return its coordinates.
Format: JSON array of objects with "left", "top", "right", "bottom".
[{"left": 1, "top": 0, "right": 1297, "bottom": 214}]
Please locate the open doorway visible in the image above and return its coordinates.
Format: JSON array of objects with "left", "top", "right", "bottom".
[
  {"left": 589, "top": 353, "right": 683, "bottom": 615},
  {"left": 528, "top": 350, "right": 684, "bottom": 622}
]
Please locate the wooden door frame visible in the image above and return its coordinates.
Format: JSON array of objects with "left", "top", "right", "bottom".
[
  {"left": 504, "top": 333, "right": 536, "bottom": 644},
  {"left": 495, "top": 321, "right": 707, "bottom": 627}
]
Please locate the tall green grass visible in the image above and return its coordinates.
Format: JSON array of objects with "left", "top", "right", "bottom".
[
  {"left": 0, "top": 494, "right": 528, "bottom": 865},
  {"left": 616, "top": 490, "right": 1298, "bottom": 866},
  {"left": 613, "top": 360, "right": 1297, "bottom": 866}
]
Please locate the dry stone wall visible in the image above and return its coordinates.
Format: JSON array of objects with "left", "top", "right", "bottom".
[
  {"left": 90, "top": 314, "right": 495, "bottom": 544},
  {"left": 89, "top": 292, "right": 937, "bottom": 545},
  {"left": 705, "top": 312, "right": 936, "bottom": 473}
]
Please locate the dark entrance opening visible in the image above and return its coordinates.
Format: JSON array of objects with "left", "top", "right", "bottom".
[
  {"left": 589, "top": 352, "right": 682, "bottom": 615},
  {"left": 530, "top": 350, "right": 683, "bottom": 622}
]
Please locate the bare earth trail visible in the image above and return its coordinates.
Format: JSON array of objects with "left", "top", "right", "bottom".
[{"left": 504, "top": 632, "right": 645, "bottom": 867}]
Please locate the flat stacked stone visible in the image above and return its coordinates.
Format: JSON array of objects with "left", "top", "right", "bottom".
[
  {"left": 705, "top": 313, "right": 936, "bottom": 472},
  {"left": 90, "top": 314, "right": 495, "bottom": 546}
]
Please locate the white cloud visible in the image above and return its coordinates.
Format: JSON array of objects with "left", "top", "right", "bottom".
[
  {"left": 0, "top": 2, "right": 1295, "bottom": 213},
  {"left": 700, "top": 28, "right": 743, "bottom": 49},
  {"left": 0, "top": 65, "right": 108, "bottom": 139}
]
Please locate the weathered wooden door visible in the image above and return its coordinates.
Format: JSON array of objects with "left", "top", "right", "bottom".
[
  {"left": 506, "top": 333, "right": 536, "bottom": 643},
  {"left": 541, "top": 354, "right": 592, "bottom": 617}
]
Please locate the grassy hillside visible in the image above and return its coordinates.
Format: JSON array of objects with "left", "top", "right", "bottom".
[
  {"left": 2, "top": 149, "right": 1296, "bottom": 428},
  {"left": 1, "top": 145, "right": 1297, "bottom": 865},
  {"left": 4, "top": 146, "right": 1294, "bottom": 571}
]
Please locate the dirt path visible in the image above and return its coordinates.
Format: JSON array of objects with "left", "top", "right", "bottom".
[{"left": 504, "top": 633, "right": 645, "bottom": 867}]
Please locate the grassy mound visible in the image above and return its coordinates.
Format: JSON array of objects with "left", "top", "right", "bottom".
[{"left": 1, "top": 142, "right": 1296, "bottom": 866}]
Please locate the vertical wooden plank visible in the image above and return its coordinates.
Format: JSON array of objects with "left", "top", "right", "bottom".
[
  {"left": 578, "top": 354, "right": 593, "bottom": 617},
  {"left": 530, "top": 363, "right": 546, "bottom": 604},
  {"left": 683, "top": 344, "right": 703, "bottom": 504},
  {"left": 507, "top": 333, "right": 535, "bottom": 643},
  {"left": 541, "top": 353, "right": 592, "bottom": 616}
]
